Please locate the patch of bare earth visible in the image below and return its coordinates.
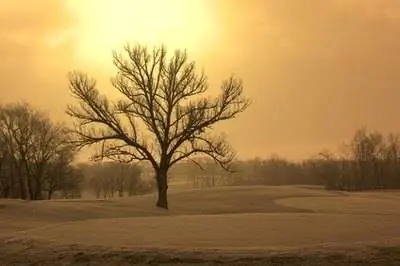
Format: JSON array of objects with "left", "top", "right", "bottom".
[{"left": 1, "top": 239, "right": 400, "bottom": 265}]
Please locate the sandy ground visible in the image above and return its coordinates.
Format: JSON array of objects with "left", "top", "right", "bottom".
[{"left": 1, "top": 185, "right": 400, "bottom": 265}]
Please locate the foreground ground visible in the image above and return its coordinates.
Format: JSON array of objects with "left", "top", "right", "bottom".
[{"left": 1, "top": 185, "right": 400, "bottom": 265}]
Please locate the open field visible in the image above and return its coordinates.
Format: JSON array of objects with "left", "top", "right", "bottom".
[{"left": 1, "top": 185, "right": 400, "bottom": 265}]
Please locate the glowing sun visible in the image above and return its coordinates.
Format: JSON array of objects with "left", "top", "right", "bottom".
[{"left": 66, "top": 0, "right": 218, "bottom": 67}]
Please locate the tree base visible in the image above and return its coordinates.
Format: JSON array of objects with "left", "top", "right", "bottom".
[
  {"left": 156, "top": 188, "right": 168, "bottom": 210},
  {"left": 156, "top": 199, "right": 168, "bottom": 210}
]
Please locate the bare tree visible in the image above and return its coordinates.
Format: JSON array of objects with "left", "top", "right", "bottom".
[
  {"left": 27, "top": 116, "right": 69, "bottom": 200},
  {"left": 125, "top": 164, "right": 144, "bottom": 196},
  {"left": 86, "top": 161, "right": 145, "bottom": 198},
  {"left": 67, "top": 44, "right": 250, "bottom": 209},
  {"left": 0, "top": 102, "right": 77, "bottom": 200},
  {"left": 45, "top": 144, "right": 79, "bottom": 199},
  {"left": 0, "top": 103, "right": 37, "bottom": 199},
  {"left": 0, "top": 136, "right": 14, "bottom": 198},
  {"left": 350, "top": 127, "right": 384, "bottom": 190}
]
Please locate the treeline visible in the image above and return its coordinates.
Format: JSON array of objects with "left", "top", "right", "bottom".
[
  {"left": 314, "top": 128, "right": 400, "bottom": 190},
  {"left": 168, "top": 157, "right": 314, "bottom": 189},
  {"left": 0, "top": 102, "right": 82, "bottom": 200},
  {"left": 0, "top": 102, "right": 156, "bottom": 201},
  {"left": 83, "top": 161, "right": 156, "bottom": 199},
  {"left": 2, "top": 102, "right": 398, "bottom": 199},
  {"left": 176, "top": 128, "right": 400, "bottom": 191}
]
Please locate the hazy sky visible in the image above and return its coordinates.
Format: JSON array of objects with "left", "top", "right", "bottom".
[{"left": 1, "top": 0, "right": 400, "bottom": 160}]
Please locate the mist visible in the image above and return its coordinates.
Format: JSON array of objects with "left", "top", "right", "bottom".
[
  {"left": 2, "top": 1, "right": 400, "bottom": 265},
  {"left": 2, "top": 1, "right": 400, "bottom": 160}
]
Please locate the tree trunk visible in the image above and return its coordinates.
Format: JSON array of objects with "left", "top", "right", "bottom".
[
  {"left": 34, "top": 166, "right": 45, "bottom": 200},
  {"left": 47, "top": 189, "right": 53, "bottom": 200},
  {"left": 16, "top": 163, "right": 27, "bottom": 200},
  {"left": 18, "top": 176, "right": 26, "bottom": 200},
  {"left": 34, "top": 179, "right": 43, "bottom": 200},
  {"left": 26, "top": 176, "right": 34, "bottom": 200},
  {"left": 156, "top": 169, "right": 168, "bottom": 210}
]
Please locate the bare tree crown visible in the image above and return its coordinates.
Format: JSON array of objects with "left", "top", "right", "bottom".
[{"left": 67, "top": 44, "right": 250, "bottom": 171}]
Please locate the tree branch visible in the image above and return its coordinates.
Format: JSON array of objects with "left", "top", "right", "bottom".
[{"left": 66, "top": 43, "right": 250, "bottom": 187}]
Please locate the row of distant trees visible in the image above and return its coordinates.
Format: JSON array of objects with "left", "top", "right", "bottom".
[
  {"left": 1, "top": 101, "right": 398, "bottom": 201},
  {"left": 177, "top": 128, "right": 400, "bottom": 191},
  {"left": 84, "top": 161, "right": 155, "bottom": 199},
  {"left": 0, "top": 102, "right": 82, "bottom": 200},
  {"left": 0, "top": 102, "right": 157, "bottom": 201},
  {"left": 314, "top": 128, "right": 400, "bottom": 190}
]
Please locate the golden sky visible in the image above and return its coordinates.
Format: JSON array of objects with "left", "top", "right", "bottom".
[{"left": 1, "top": 0, "right": 400, "bottom": 160}]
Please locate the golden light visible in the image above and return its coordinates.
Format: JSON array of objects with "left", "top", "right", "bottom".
[{"left": 66, "top": 0, "right": 218, "bottom": 68}]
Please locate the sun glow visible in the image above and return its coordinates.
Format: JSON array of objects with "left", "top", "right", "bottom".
[{"left": 66, "top": 0, "right": 217, "bottom": 67}]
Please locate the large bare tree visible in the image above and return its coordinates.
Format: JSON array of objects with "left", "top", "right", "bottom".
[{"left": 67, "top": 44, "right": 250, "bottom": 209}]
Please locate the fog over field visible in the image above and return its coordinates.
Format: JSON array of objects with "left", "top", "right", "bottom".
[{"left": 1, "top": 0, "right": 400, "bottom": 265}]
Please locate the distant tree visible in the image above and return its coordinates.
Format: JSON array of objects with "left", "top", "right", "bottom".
[
  {"left": 86, "top": 161, "right": 145, "bottom": 198},
  {"left": 382, "top": 133, "right": 400, "bottom": 188},
  {"left": 124, "top": 163, "right": 144, "bottom": 196},
  {"left": 312, "top": 128, "right": 400, "bottom": 191},
  {"left": 349, "top": 127, "right": 384, "bottom": 190},
  {"left": 306, "top": 150, "right": 341, "bottom": 189},
  {"left": 0, "top": 103, "right": 34, "bottom": 199},
  {"left": 67, "top": 44, "right": 250, "bottom": 209},
  {"left": 88, "top": 175, "right": 103, "bottom": 198},
  {"left": 44, "top": 144, "right": 80, "bottom": 199},
  {"left": 0, "top": 137, "right": 14, "bottom": 198},
  {"left": 0, "top": 102, "right": 78, "bottom": 200}
]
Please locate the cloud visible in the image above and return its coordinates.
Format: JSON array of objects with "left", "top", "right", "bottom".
[
  {"left": 207, "top": 0, "right": 400, "bottom": 158},
  {"left": 0, "top": 0, "right": 77, "bottom": 118},
  {"left": 2, "top": 0, "right": 400, "bottom": 159}
]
